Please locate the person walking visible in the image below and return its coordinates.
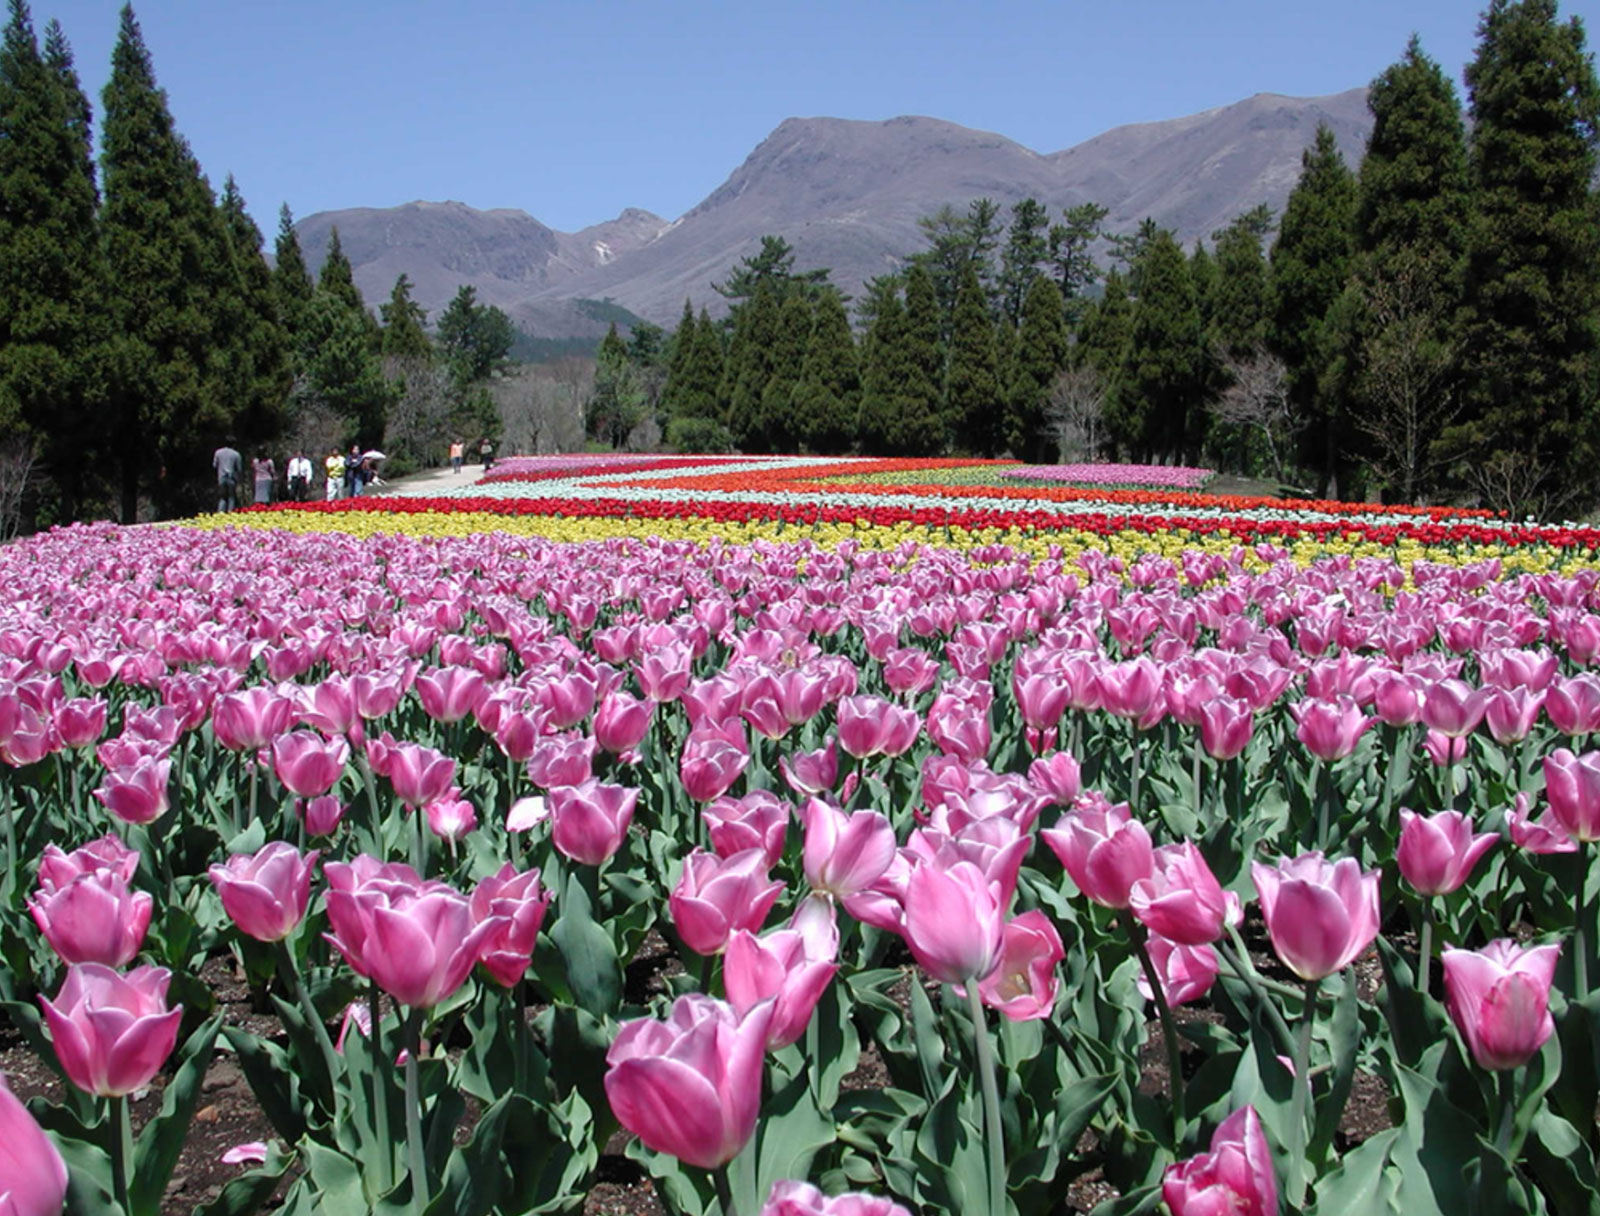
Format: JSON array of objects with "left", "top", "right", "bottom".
[
  {"left": 287, "top": 450, "right": 313, "bottom": 502},
  {"left": 324, "top": 448, "right": 345, "bottom": 501},
  {"left": 450, "top": 438, "right": 464, "bottom": 474},
  {"left": 251, "top": 452, "right": 276, "bottom": 505},
  {"left": 479, "top": 437, "right": 494, "bottom": 470},
  {"left": 212, "top": 441, "right": 242, "bottom": 512},
  {"left": 345, "top": 444, "right": 362, "bottom": 498}
]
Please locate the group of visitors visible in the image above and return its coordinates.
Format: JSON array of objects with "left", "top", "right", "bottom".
[
  {"left": 448, "top": 437, "right": 495, "bottom": 473},
  {"left": 211, "top": 440, "right": 381, "bottom": 511}
]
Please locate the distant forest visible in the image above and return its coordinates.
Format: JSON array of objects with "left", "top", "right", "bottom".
[{"left": 0, "top": 0, "right": 1596, "bottom": 528}]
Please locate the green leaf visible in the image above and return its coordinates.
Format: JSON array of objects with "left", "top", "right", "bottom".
[
  {"left": 131, "top": 1015, "right": 221, "bottom": 1216},
  {"left": 191, "top": 1144, "right": 294, "bottom": 1216},
  {"left": 550, "top": 869, "right": 622, "bottom": 1016},
  {"left": 298, "top": 1141, "right": 375, "bottom": 1215},
  {"left": 753, "top": 1067, "right": 837, "bottom": 1207},
  {"left": 1307, "top": 1127, "right": 1401, "bottom": 1215},
  {"left": 907, "top": 976, "right": 946, "bottom": 1098},
  {"left": 1311, "top": 969, "right": 1362, "bottom": 1167}
]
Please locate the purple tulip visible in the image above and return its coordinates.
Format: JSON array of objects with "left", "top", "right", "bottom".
[
  {"left": 1443, "top": 938, "right": 1560, "bottom": 1071},
  {"left": 1543, "top": 748, "right": 1600, "bottom": 842},
  {"left": 1129, "top": 842, "right": 1242, "bottom": 945},
  {"left": 670, "top": 848, "right": 784, "bottom": 956},
  {"left": 1040, "top": 799, "right": 1154, "bottom": 909},
  {"left": 978, "top": 910, "right": 1064, "bottom": 1021},
  {"left": 547, "top": 779, "right": 639, "bottom": 865}
]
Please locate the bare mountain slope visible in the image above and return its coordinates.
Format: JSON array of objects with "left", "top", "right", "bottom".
[{"left": 298, "top": 88, "right": 1372, "bottom": 337}]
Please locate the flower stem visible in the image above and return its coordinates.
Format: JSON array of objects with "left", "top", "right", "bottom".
[
  {"left": 369, "top": 980, "right": 391, "bottom": 1194},
  {"left": 965, "top": 983, "right": 1007, "bottom": 1216},
  {"left": 511, "top": 981, "right": 528, "bottom": 1093},
  {"left": 1218, "top": 930, "right": 1299, "bottom": 1054},
  {"left": 1314, "top": 758, "right": 1329, "bottom": 850},
  {"left": 1494, "top": 1068, "right": 1517, "bottom": 1160},
  {"left": 1130, "top": 728, "right": 1142, "bottom": 811},
  {"left": 0, "top": 781, "right": 15, "bottom": 898},
  {"left": 1128, "top": 918, "right": 1186, "bottom": 1139},
  {"left": 248, "top": 762, "right": 258, "bottom": 831},
  {"left": 1286, "top": 976, "right": 1323, "bottom": 1209},
  {"left": 1575, "top": 846, "right": 1590, "bottom": 1001},
  {"left": 714, "top": 1165, "right": 736, "bottom": 1216},
  {"left": 404, "top": 1008, "right": 427, "bottom": 1203},
  {"left": 110, "top": 1093, "right": 133, "bottom": 1215},
  {"left": 1416, "top": 904, "right": 1434, "bottom": 998},
  {"left": 280, "top": 940, "right": 340, "bottom": 1092}
]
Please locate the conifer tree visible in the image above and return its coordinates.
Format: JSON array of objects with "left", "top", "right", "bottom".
[
  {"left": 380, "top": 274, "right": 431, "bottom": 359},
  {"left": 214, "top": 175, "right": 290, "bottom": 446},
  {"left": 913, "top": 197, "right": 1002, "bottom": 337},
  {"left": 947, "top": 261, "right": 1003, "bottom": 455},
  {"left": 272, "top": 204, "right": 314, "bottom": 343},
  {"left": 100, "top": 4, "right": 244, "bottom": 520},
  {"left": 1188, "top": 242, "right": 1218, "bottom": 339},
  {"left": 673, "top": 309, "right": 724, "bottom": 424},
  {"left": 793, "top": 288, "right": 859, "bottom": 454},
  {"left": 1271, "top": 124, "right": 1358, "bottom": 493},
  {"left": 662, "top": 298, "right": 696, "bottom": 418},
  {"left": 758, "top": 291, "right": 813, "bottom": 452},
  {"left": 1448, "top": 0, "right": 1600, "bottom": 515},
  {"left": 727, "top": 279, "right": 779, "bottom": 449},
  {"left": 1049, "top": 202, "right": 1109, "bottom": 328},
  {"left": 1211, "top": 210, "right": 1275, "bottom": 357},
  {"left": 857, "top": 290, "right": 905, "bottom": 456},
  {"left": 0, "top": 0, "right": 102, "bottom": 516},
  {"left": 1124, "top": 231, "right": 1206, "bottom": 462},
  {"left": 1006, "top": 276, "right": 1068, "bottom": 461},
  {"left": 999, "top": 198, "right": 1050, "bottom": 325},
  {"left": 318, "top": 227, "right": 366, "bottom": 317},
  {"left": 1083, "top": 269, "right": 1134, "bottom": 453},
  {"left": 888, "top": 262, "right": 945, "bottom": 455}
]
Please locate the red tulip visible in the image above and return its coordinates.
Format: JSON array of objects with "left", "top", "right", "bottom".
[{"left": 40, "top": 963, "right": 182, "bottom": 1097}]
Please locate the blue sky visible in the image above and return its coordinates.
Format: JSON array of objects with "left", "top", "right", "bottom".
[{"left": 38, "top": 1, "right": 1497, "bottom": 233}]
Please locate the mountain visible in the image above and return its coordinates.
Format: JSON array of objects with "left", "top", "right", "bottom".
[{"left": 297, "top": 88, "right": 1372, "bottom": 338}]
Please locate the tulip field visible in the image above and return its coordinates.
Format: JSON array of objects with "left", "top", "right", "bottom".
[{"left": 8, "top": 454, "right": 1600, "bottom": 1216}]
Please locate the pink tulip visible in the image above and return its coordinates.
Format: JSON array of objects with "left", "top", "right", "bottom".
[
  {"left": 1290, "top": 696, "right": 1375, "bottom": 762},
  {"left": 1543, "top": 748, "right": 1600, "bottom": 842},
  {"left": 739, "top": 674, "right": 792, "bottom": 740},
  {"left": 1251, "top": 852, "right": 1381, "bottom": 981},
  {"left": 1544, "top": 673, "right": 1600, "bottom": 736},
  {"left": 209, "top": 842, "right": 319, "bottom": 943},
  {"left": 1028, "top": 751, "right": 1082, "bottom": 805},
  {"left": 670, "top": 848, "right": 784, "bottom": 956},
  {"left": 1505, "top": 793, "right": 1577, "bottom": 854},
  {"left": 212, "top": 687, "right": 294, "bottom": 752},
  {"left": 547, "top": 779, "right": 639, "bottom": 865},
  {"left": 1198, "top": 696, "right": 1254, "bottom": 760},
  {"left": 635, "top": 642, "right": 694, "bottom": 703},
  {"left": 703, "top": 792, "right": 790, "bottom": 867},
  {"left": 679, "top": 718, "right": 750, "bottom": 803},
  {"left": 526, "top": 731, "right": 596, "bottom": 789},
  {"left": 780, "top": 740, "right": 839, "bottom": 798},
  {"left": 0, "top": 1070, "right": 68, "bottom": 1216},
  {"left": 902, "top": 859, "right": 1004, "bottom": 985},
  {"left": 594, "top": 691, "right": 652, "bottom": 754},
  {"left": 1098, "top": 657, "right": 1167, "bottom": 727},
  {"left": 883, "top": 646, "right": 940, "bottom": 697},
  {"left": 1397, "top": 810, "right": 1496, "bottom": 897},
  {"left": 978, "top": 910, "right": 1063, "bottom": 1021},
  {"left": 1162, "top": 1106, "right": 1277, "bottom": 1216},
  {"left": 326, "top": 875, "right": 499, "bottom": 1009},
  {"left": 28, "top": 866, "right": 152, "bottom": 967},
  {"left": 414, "top": 666, "right": 486, "bottom": 724},
  {"left": 1420, "top": 678, "right": 1489, "bottom": 738},
  {"left": 1483, "top": 686, "right": 1545, "bottom": 746},
  {"left": 40, "top": 963, "right": 182, "bottom": 1097},
  {"left": 926, "top": 692, "right": 990, "bottom": 763},
  {"left": 385, "top": 742, "right": 457, "bottom": 808},
  {"left": 604, "top": 994, "right": 774, "bottom": 1170},
  {"left": 1421, "top": 729, "right": 1468, "bottom": 767},
  {"left": 724, "top": 923, "right": 839, "bottom": 1049},
  {"left": 1137, "top": 935, "right": 1220, "bottom": 1007},
  {"left": 92, "top": 755, "right": 170, "bottom": 825},
  {"left": 759, "top": 1181, "right": 911, "bottom": 1216},
  {"left": 53, "top": 697, "right": 108, "bottom": 749},
  {"left": 905, "top": 817, "right": 1030, "bottom": 910},
  {"left": 1040, "top": 799, "right": 1154, "bottom": 909},
  {"left": 296, "top": 678, "right": 360, "bottom": 737},
  {"left": 349, "top": 673, "right": 405, "bottom": 720},
  {"left": 1443, "top": 939, "right": 1560, "bottom": 1071},
  {"left": 1129, "top": 842, "right": 1242, "bottom": 945},
  {"left": 491, "top": 708, "right": 545, "bottom": 764},
  {"left": 424, "top": 793, "right": 478, "bottom": 844},
  {"left": 681, "top": 674, "right": 742, "bottom": 727},
  {"left": 220, "top": 1141, "right": 269, "bottom": 1166},
  {"left": 323, "top": 856, "right": 428, "bottom": 981},
  {"left": 469, "top": 864, "right": 551, "bottom": 988},
  {"left": 270, "top": 730, "right": 349, "bottom": 798},
  {"left": 1371, "top": 669, "right": 1424, "bottom": 727},
  {"left": 36, "top": 835, "right": 139, "bottom": 890},
  {"left": 836, "top": 695, "right": 920, "bottom": 759},
  {"left": 801, "top": 799, "right": 896, "bottom": 900},
  {"left": 299, "top": 794, "right": 347, "bottom": 838}
]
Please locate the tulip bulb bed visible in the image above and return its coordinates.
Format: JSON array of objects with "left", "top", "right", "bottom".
[
  {"left": 1000, "top": 463, "right": 1216, "bottom": 490},
  {"left": 4, "top": 471, "right": 1600, "bottom": 1215}
]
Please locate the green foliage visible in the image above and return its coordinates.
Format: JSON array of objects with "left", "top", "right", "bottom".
[
  {"left": 726, "top": 279, "right": 780, "bottom": 449},
  {"left": 273, "top": 205, "right": 314, "bottom": 341},
  {"left": 1048, "top": 201, "right": 1109, "bottom": 327},
  {"left": 299, "top": 292, "right": 393, "bottom": 447},
  {"left": 586, "top": 322, "right": 648, "bottom": 448},
  {"left": 664, "top": 415, "right": 733, "bottom": 454},
  {"left": 713, "top": 234, "right": 833, "bottom": 302},
  {"left": 999, "top": 197, "right": 1050, "bottom": 326},
  {"left": 758, "top": 291, "right": 813, "bottom": 453},
  {"left": 793, "top": 287, "right": 860, "bottom": 454},
  {"left": 437, "top": 285, "right": 514, "bottom": 387},
  {"left": 911, "top": 197, "right": 1001, "bottom": 336},
  {"left": 857, "top": 289, "right": 904, "bottom": 456},
  {"left": 1211, "top": 211, "right": 1274, "bottom": 358},
  {"left": 213, "top": 176, "right": 291, "bottom": 449},
  {"left": 380, "top": 273, "right": 431, "bottom": 359},
  {"left": 946, "top": 261, "right": 1001, "bottom": 456},
  {"left": 317, "top": 227, "right": 366, "bottom": 317},
  {"left": 1446, "top": 0, "right": 1600, "bottom": 517},
  {"left": 672, "top": 309, "right": 724, "bottom": 423},
  {"left": 1006, "top": 275, "right": 1068, "bottom": 461},
  {"left": 1122, "top": 230, "right": 1207, "bottom": 463}
]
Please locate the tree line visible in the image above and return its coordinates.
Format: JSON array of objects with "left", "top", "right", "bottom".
[
  {"left": 608, "top": 0, "right": 1598, "bottom": 517},
  {"left": 0, "top": 1, "right": 515, "bottom": 527}
]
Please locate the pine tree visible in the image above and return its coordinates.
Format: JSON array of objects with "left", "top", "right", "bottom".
[
  {"left": 912, "top": 197, "right": 1002, "bottom": 337},
  {"left": 1083, "top": 270, "right": 1134, "bottom": 454},
  {"left": 857, "top": 290, "right": 904, "bottom": 456},
  {"left": 1271, "top": 124, "right": 1358, "bottom": 493},
  {"left": 758, "top": 291, "right": 813, "bottom": 452},
  {"left": 793, "top": 288, "right": 859, "bottom": 454},
  {"left": 318, "top": 227, "right": 366, "bottom": 316},
  {"left": 588, "top": 323, "right": 647, "bottom": 448},
  {"left": 100, "top": 4, "right": 244, "bottom": 520},
  {"left": 1210, "top": 210, "right": 1274, "bottom": 357},
  {"left": 436, "top": 285, "right": 512, "bottom": 387},
  {"left": 0, "top": 0, "right": 102, "bottom": 517},
  {"left": 999, "top": 198, "right": 1050, "bottom": 325},
  {"left": 673, "top": 309, "right": 724, "bottom": 423},
  {"left": 1049, "top": 202, "right": 1109, "bottom": 328},
  {"left": 1188, "top": 242, "right": 1218, "bottom": 339},
  {"left": 272, "top": 203, "right": 314, "bottom": 342},
  {"left": 380, "top": 274, "right": 431, "bottom": 359},
  {"left": 213, "top": 175, "right": 290, "bottom": 447},
  {"left": 1124, "top": 230, "right": 1207, "bottom": 463},
  {"left": 1006, "top": 276, "right": 1068, "bottom": 461},
  {"left": 946, "top": 262, "right": 1003, "bottom": 455},
  {"left": 727, "top": 279, "right": 779, "bottom": 449},
  {"left": 1448, "top": 0, "right": 1600, "bottom": 516},
  {"left": 662, "top": 298, "right": 696, "bottom": 419},
  {"left": 889, "top": 262, "right": 945, "bottom": 455}
]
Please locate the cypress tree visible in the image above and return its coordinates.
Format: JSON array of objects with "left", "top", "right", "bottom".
[
  {"left": 758, "top": 291, "right": 813, "bottom": 452},
  {"left": 672, "top": 308, "right": 724, "bottom": 423},
  {"left": 1211, "top": 210, "right": 1274, "bottom": 357},
  {"left": 662, "top": 298, "right": 696, "bottom": 419},
  {"left": 1006, "top": 276, "right": 1068, "bottom": 461},
  {"left": 1083, "top": 269, "right": 1135, "bottom": 455},
  {"left": 1124, "top": 231, "right": 1206, "bottom": 463},
  {"left": 947, "top": 261, "right": 1003, "bottom": 456},
  {"left": 727, "top": 279, "right": 779, "bottom": 449},
  {"left": 888, "top": 262, "right": 945, "bottom": 455},
  {"left": 380, "top": 273, "right": 431, "bottom": 359},
  {"left": 1271, "top": 125, "right": 1358, "bottom": 493},
  {"left": 999, "top": 197, "right": 1050, "bottom": 325},
  {"left": 100, "top": 4, "right": 240, "bottom": 520},
  {"left": 0, "top": 0, "right": 101, "bottom": 517},
  {"left": 318, "top": 227, "right": 366, "bottom": 316},
  {"left": 273, "top": 203, "right": 314, "bottom": 343},
  {"left": 793, "top": 289, "right": 859, "bottom": 455},
  {"left": 857, "top": 290, "right": 905, "bottom": 456},
  {"left": 214, "top": 175, "right": 290, "bottom": 447},
  {"left": 1448, "top": 0, "right": 1600, "bottom": 515}
]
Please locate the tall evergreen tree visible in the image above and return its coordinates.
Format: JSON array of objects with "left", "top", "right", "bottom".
[
  {"left": 998, "top": 198, "right": 1050, "bottom": 325},
  {"left": 380, "top": 274, "right": 431, "bottom": 359},
  {"left": 857, "top": 290, "right": 905, "bottom": 456},
  {"left": 213, "top": 175, "right": 289, "bottom": 447},
  {"left": 318, "top": 227, "right": 366, "bottom": 316},
  {"left": 1006, "top": 276, "right": 1068, "bottom": 461},
  {"left": 100, "top": 4, "right": 243, "bottom": 520},
  {"left": 0, "top": 0, "right": 102, "bottom": 516},
  {"left": 272, "top": 204, "right": 314, "bottom": 343},
  {"left": 662, "top": 297, "right": 696, "bottom": 418},
  {"left": 758, "top": 291, "right": 813, "bottom": 452},
  {"left": 675, "top": 309, "right": 725, "bottom": 423},
  {"left": 713, "top": 235, "right": 831, "bottom": 302},
  {"left": 1447, "top": 0, "right": 1600, "bottom": 516},
  {"left": 1271, "top": 124, "right": 1358, "bottom": 493},
  {"left": 793, "top": 288, "right": 859, "bottom": 455},
  {"left": 1083, "top": 269, "right": 1134, "bottom": 454},
  {"left": 1211, "top": 209, "right": 1275, "bottom": 357},
  {"left": 436, "top": 285, "right": 512, "bottom": 386},
  {"left": 891, "top": 263, "right": 945, "bottom": 455},
  {"left": 913, "top": 197, "right": 1002, "bottom": 337},
  {"left": 1048, "top": 202, "right": 1109, "bottom": 328},
  {"left": 727, "top": 279, "right": 780, "bottom": 449},
  {"left": 1188, "top": 241, "right": 1218, "bottom": 338},
  {"left": 947, "top": 261, "right": 1003, "bottom": 455},
  {"left": 1124, "top": 230, "right": 1207, "bottom": 463}
]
